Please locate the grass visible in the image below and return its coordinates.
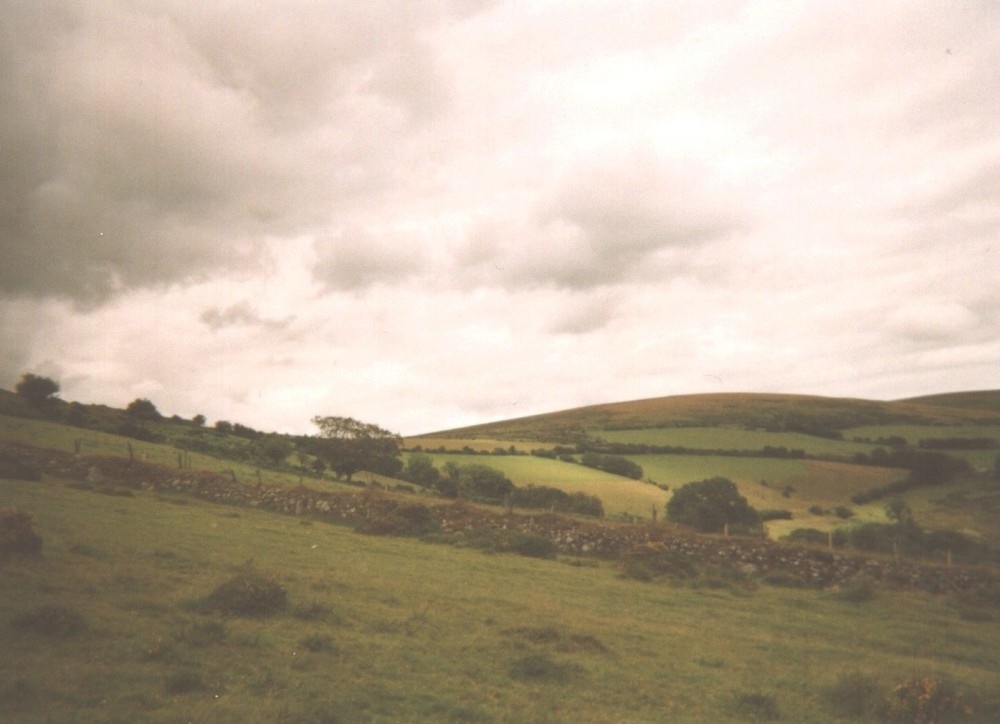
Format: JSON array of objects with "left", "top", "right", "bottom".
[
  {"left": 598, "top": 426, "right": 876, "bottom": 457},
  {"left": 0, "top": 414, "right": 360, "bottom": 493},
  {"left": 3, "top": 474, "right": 1000, "bottom": 722},
  {"left": 410, "top": 452, "right": 668, "bottom": 518}
]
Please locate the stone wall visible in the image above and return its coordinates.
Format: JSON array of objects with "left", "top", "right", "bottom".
[{"left": 2, "top": 441, "right": 996, "bottom": 594}]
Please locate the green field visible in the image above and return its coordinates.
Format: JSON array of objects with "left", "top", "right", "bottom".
[
  {"left": 408, "top": 452, "right": 667, "bottom": 519},
  {"left": 844, "top": 425, "right": 1000, "bottom": 469},
  {"left": 3, "top": 476, "right": 1000, "bottom": 722},
  {"left": 597, "top": 426, "right": 875, "bottom": 457}
]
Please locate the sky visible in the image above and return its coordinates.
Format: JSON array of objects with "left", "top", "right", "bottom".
[{"left": 1, "top": 1, "right": 998, "bottom": 436}]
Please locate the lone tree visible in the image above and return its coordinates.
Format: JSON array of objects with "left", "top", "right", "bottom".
[
  {"left": 666, "top": 477, "right": 759, "bottom": 533},
  {"left": 125, "top": 398, "right": 161, "bottom": 421},
  {"left": 311, "top": 416, "right": 402, "bottom": 482},
  {"left": 15, "top": 373, "right": 60, "bottom": 407}
]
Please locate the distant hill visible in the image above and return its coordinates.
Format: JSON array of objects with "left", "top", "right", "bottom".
[
  {"left": 898, "top": 390, "right": 1000, "bottom": 413},
  {"left": 424, "top": 392, "right": 1000, "bottom": 442}
]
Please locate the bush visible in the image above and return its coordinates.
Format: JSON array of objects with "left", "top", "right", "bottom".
[
  {"left": 880, "top": 676, "right": 970, "bottom": 722},
  {"left": 10, "top": 604, "right": 86, "bottom": 638},
  {"left": 619, "top": 547, "right": 697, "bottom": 582},
  {"left": 0, "top": 452, "right": 41, "bottom": 481},
  {"left": 832, "top": 578, "right": 877, "bottom": 604},
  {"left": 509, "top": 532, "right": 557, "bottom": 559},
  {"left": 298, "top": 633, "right": 337, "bottom": 653},
  {"left": 666, "top": 477, "right": 759, "bottom": 533},
  {"left": 729, "top": 690, "right": 780, "bottom": 721},
  {"left": 0, "top": 508, "right": 43, "bottom": 559},
  {"left": 204, "top": 566, "right": 287, "bottom": 617},
  {"left": 508, "top": 652, "right": 576, "bottom": 683}
]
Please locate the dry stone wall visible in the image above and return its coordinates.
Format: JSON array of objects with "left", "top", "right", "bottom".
[{"left": 2, "top": 441, "right": 996, "bottom": 594}]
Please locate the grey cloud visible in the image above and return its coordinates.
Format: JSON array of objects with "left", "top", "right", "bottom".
[
  {"left": 312, "top": 228, "right": 425, "bottom": 291},
  {"left": 546, "top": 292, "right": 620, "bottom": 335},
  {"left": 0, "top": 1, "right": 460, "bottom": 305},
  {"left": 200, "top": 302, "right": 292, "bottom": 331},
  {"left": 458, "top": 151, "right": 745, "bottom": 290}
]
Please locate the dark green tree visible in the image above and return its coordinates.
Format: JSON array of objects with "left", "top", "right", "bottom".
[
  {"left": 404, "top": 453, "right": 441, "bottom": 487},
  {"left": 311, "top": 416, "right": 402, "bottom": 482},
  {"left": 666, "top": 477, "right": 759, "bottom": 533},
  {"left": 191, "top": 414, "right": 206, "bottom": 427},
  {"left": 126, "top": 398, "right": 161, "bottom": 420},
  {"left": 15, "top": 373, "right": 60, "bottom": 406},
  {"left": 252, "top": 436, "right": 294, "bottom": 466}
]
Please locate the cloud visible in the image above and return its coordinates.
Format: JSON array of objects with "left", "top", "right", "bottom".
[
  {"left": 0, "top": 1, "right": 456, "bottom": 305},
  {"left": 312, "top": 228, "right": 427, "bottom": 291}
]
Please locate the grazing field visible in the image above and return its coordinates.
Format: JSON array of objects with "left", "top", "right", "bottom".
[
  {"left": 597, "top": 426, "right": 876, "bottom": 457},
  {"left": 0, "top": 415, "right": 363, "bottom": 493},
  {"left": 408, "top": 452, "right": 667, "bottom": 519},
  {"left": 3, "top": 476, "right": 1000, "bottom": 722},
  {"left": 844, "top": 424, "right": 1000, "bottom": 469},
  {"left": 404, "top": 437, "right": 551, "bottom": 453}
]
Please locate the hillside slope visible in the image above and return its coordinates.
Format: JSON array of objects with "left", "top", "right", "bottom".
[{"left": 425, "top": 392, "right": 1000, "bottom": 442}]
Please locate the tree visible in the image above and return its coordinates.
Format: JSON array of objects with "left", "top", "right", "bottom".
[
  {"left": 404, "top": 453, "right": 441, "bottom": 487},
  {"left": 192, "top": 414, "right": 206, "bottom": 427},
  {"left": 15, "top": 373, "right": 59, "bottom": 406},
  {"left": 311, "top": 416, "right": 402, "bottom": 483},
  {"left": 126, "top": 398, "right": 161, "bottom": 420},
  {"left": 666, "top": 477, "right": 759, "bottom": 533},
  {"left": 252, "top": 436, "right": 294, "bottom": 466}
]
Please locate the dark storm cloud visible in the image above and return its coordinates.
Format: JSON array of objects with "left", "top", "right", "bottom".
[{"left": 0, "top": 1, "right": 456, "bottom": 305}]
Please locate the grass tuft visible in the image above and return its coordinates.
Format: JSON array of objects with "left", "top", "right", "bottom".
[
  {"left": 730, "top": 690, "right": 781, "bottom": 721},
  {"left": 202, "top": 565, "right": 287, "bottom": 617},
  {"left": 9, "top": 604, "right": 86, "bottom": 638}
]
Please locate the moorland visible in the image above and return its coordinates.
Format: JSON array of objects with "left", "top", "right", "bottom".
[{"left": 2, "top": 380, "right": 1000, "bottom": 721}]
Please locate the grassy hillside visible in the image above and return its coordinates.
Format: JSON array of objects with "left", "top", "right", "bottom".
[
  {"left": 4, "top": 475, "right": 1000, "bottom": 722},
  {"left": 899, "top": 390, "right": 1000, "bottom": 413},
  {"left": 425, "top": 392, "right": 1000, "bottom": 442}
]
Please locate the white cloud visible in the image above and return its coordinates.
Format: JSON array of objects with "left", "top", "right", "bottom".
[{"left": 2, "top": 1, "right": 998, "bottom": 433}]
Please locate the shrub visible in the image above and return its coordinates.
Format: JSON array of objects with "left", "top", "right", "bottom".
[
  {"left": 880, "top": 676, "right": 970, "bottom": 722},
  {"left": 298, "top": 633, "right": 337, "bottom": 653},
  {"left": 509, "top": 532, "right": 557, "bottom": 559},
  {"left": 0, "top": 508, "right": 43, "bottom": 559},
  {"left": 823, "top": 671, "right": 882, "bottom": 719},
  {"left": 729, "top": 690, "right": 780, "bottom": 721},
  {"left": 833, "top": 506, "right": 855, "bottom": 519},
  {"left": 0, "top": 452, "right": 41, "bottom": 481},
  {"left": 619, "top": 548, "right": 697, "bottom": 582},
  {"left": 204, "top": 566, "right": 287, "bottom": 617},
  {"left": 164, "top": 670, "right": 205, "bottom": 695},
  {"left": 10, "top": 604, "right": 86, "bottom": 638},
  {"left": 508, "top": 652, "right": 575, "bottom": 683},
  {"left": 666, "top": 477, "right": 759, "bottom": 533},
  {"left": 758, "top": 509, "right": 793, "bottom": 521},
  {"left": 832, "top": 578, "right": 877, "bottom": 604}
]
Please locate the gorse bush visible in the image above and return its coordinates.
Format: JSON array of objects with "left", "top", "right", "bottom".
[
  {"left": 0, "top": 508, "right": 43, "bottom": 559},
  {"left": 204, "top": 565, "right": 287, "bottom": 617},
  {"left": 880, "top": 676, "right": 970, "bottom": 722}
]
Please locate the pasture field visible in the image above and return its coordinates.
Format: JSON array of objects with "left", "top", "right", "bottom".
[
  {"left": 0, "top": 415, "right": 361, "bottom": 494},
  {"left": 3, "top": 476, "right": 1000, "bottom": 722},
  {"left": 407, "top": 452, "right": 667, "bottom": 519},
  {"left": 844, "top": 424, "right": 1000, "bottom": 469},
  {"left": 404, "top": 437, "right": 551, "bottom": 453},
  {"left": 596, "top": 426, "right": 875, "bottom": 457}
]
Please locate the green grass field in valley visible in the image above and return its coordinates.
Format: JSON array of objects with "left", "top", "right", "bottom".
[
  {"left": 407, "top": 452, "right": 668, "bottom": 519},
  {"left": 597, "top": 426, "right": 877, "bottom": 457},
  {"left": 3, "top": 475, "right": 1000, "bottom": 722}
]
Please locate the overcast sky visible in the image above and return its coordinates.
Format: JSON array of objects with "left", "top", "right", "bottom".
[{"left": 2, "top": 1, "right": 998, "bottom": 436}]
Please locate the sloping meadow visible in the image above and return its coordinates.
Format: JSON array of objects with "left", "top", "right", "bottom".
[{"left": 3, "top": 474, "right": 1000, "bottom": 722}]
